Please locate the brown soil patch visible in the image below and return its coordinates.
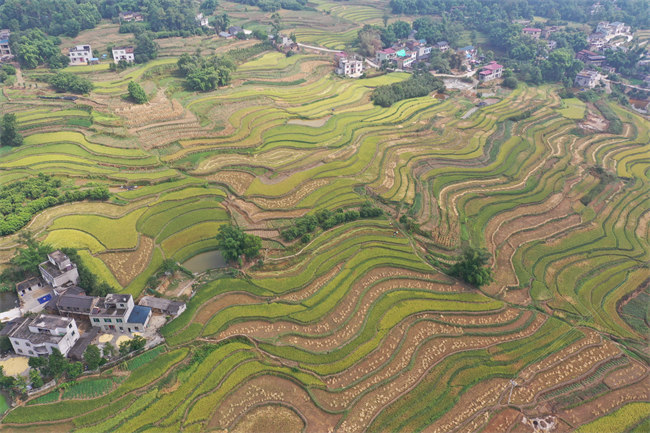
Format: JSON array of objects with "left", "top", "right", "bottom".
[
  {"left": 251, "top": 179, "right": 330, "bottom": 209},
  {"left": 116, "top": 90, "right": 185, "bottom": 128},
  {"left": 209, "top": 375, "right": 340, "bottom": 432},
  {"left": 225, "top": 197, "right": 308, "bottom": 224},
  {"left": 482, "top": 408, "right": 522, "bottom": 433},
  {"left": 287, "top": 116, "right": 331, "bottom": 127},
  {"left": 603, "top": 360, "right": 648, "bottom": 388},
  {"left": 422, "top": 378, "right": 509, "bottom": 433},
  {"left": 327, "top": 314, "right": 547, "bottom": 430},
  {"left": 230, "top": 405, "right": 304, "bottom": 433},
  {"left": 194, "top": 292, "right": 263, "bottom": 325},
  {"left": 205, "top": 171, "right": 256, "bottom": 196},
  {"left": 99, "top": 236, "right": 154, "bottom": 286},
  {"left": 557, "top": 380, "right": 649, "bottom": 427}
]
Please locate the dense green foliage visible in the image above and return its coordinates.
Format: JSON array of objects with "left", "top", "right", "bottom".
[
  {"left": 448, "top": 248, "right": 494, "bottom": 287},
  {"left": 1, "top": 114, "right": 23, "bottom": 147},
  {"left": 134, "top": 31, "right": 159, "bottom": 63},
  {"left": 282, "top": 203, "right": 382, "bottom": 241},
  {"left": 9, "top": 29, "right": 69, "bottom": 69},
  {"left": 230, "top": 0, "right": 308, "bottom": 12},
  {"left": 389, "top": 0, "right": 648, "bottom": 28},
  {"left": 178, "top": 53, "right": 236, "bottom": 91},
  {"left": 128, "top": 81, "right": 148, "bottom": 103},
  {"left": 215, "top": 224, "right": 261, "bottom": 262},
  {"left": 0, "top": 0, "right": 101, "bottom": 36},
  {"left": 119, "top": 335, "right": 147, "bottom": 356},
  {"left": 371, "top": 73, "right": 445, "bottom": 107},
  {"left": 0, "top": 174, "right": 108, "bottom": 236},
  {"left": 83, "top": 345, "right": 102, "bottom": 371},
  {"left": 49, "top": 72, "right": 94, "bottom": 94}
]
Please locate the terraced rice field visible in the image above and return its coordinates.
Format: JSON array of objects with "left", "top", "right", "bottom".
[{"left": 1, "top": 9, "right": 648, "bottom": 431}]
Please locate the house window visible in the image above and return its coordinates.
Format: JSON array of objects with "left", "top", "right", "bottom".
[
  {"left": 16, "top": 349, "right": 22, "bottom": 353},
  {"left": 104, "top": 318, "right": 111, "bottom": 323},
  {"left": 93, "top": 318, "right": 100, "bottom": 323},
  {"left": 25, "top": 342, "right": 30, "bottom": 347},
  {"left": 116, "top": 319, "right": 123, "bottom": 323},
  {"left": 71, "top": 331, "right": 76, "bottom": 336},
  {"left": 69, "top": 323, "right": 72, "bottom": 328},
  {"left": 29, "top": 350, "right": 34, "bottom": 355}
]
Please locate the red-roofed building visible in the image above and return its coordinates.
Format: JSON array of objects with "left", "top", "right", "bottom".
[
  {"left": 479, "top": 61, "right": 503, "bottom": 81},
  {"left": 522, "top": 28, "right": 541, "bottom": 39},
  {"left": 376, "top": 48, "right": 397, "bottom": 64}
]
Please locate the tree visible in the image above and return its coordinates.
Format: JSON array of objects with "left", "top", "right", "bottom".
[
  {"left": 0, "top": 336, "right": 12, "bottom": 354},
  {"left": 1, "top": 113, "right": 23, "bottom": 147},
  {"left": 30, "top": 369, "right": 44, "bottom": 388},
  {"left": 134, "top": 32, "right": 159, "bottom": 64},
  {"left": 200, "top": 0, "right": 218, "bottom": 14},
  {"left": 502, "top": 76, "right": 518, "bottom": 89},
  {"left": 448, "top": 248, "right": 493, "bottom": 288},
  {"left": 390, "top": 20, "right": 411, "bottom": 39},
  {"left": 357, "top": 25, "right": 382, "bottom": 57},
  {"left": 28, "top": 356, "right": 46, "bottom": 370},
  {"left": 216, "top": 224, "right": 262, "bottom": 262},
  {"left": 66, "top": 361, "right": 83, "bottom": 379},
  {"left": 49, "top": 72, "right": 94, "bottom": 94},
  {"left": 103, "top": 343, "right": 115, "bottom": 359},
  {"left": 47, "top": 348, "right": 67, "bottom": 378},
  {"left": 83, "top": 344, "right": 101, "bottom": 370},
  {"left": 127, "top": 81, "right": 148, "bottom": 104}
]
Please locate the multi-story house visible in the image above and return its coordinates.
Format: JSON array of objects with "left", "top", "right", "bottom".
[
  {"left": 574, "top": 69, "right": 602, "bottom": 88},
  {"left": 435, "top": 41, "right": 450, "bottom": 52},
  {"left": 396, "top": 49, "right": 417, "bottom": 69},
  {"left": 478, "top": 61, "right": 504, "bottom": 81},
  {"left": 39, "top": 250, "right": 79, "bottom": 290},
  {"left": 119, "top": 12, "right": 144, "bottom": 22},
  {"left": 68, "top": 45, "right": 92, "bottom": 65},
  {"left": 0, "top": 29, "right": 12, "bottom": 59},
  {"left": 112, "top": 46, "right": 135, "bottom": 64},
  {"left": 196, "top": 13, "right": 209, "bottom": 27},
  {"left": 376, "top": 48, "right": 396, "bottom": 64},
  {"left": 522, "top": 28, "right": 541, "bottom": 39},
  {"left": 57, "top": 292, "right": 151, "bottom": 333},
  {"left": 1, "top": 314, "right": 79, "bottom": 357},
  {"left": 335, "top": 54, "right": 363, "bottom": 78}
]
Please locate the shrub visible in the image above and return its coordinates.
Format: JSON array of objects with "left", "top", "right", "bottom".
[
  {"left": 371, "top": 72, "right": 445, "bottom": 107},
  {"left": 49, "top": 72, "right": 93, "bottom": 94},
  {"left": 127, "top": 81, "right": 148, "bottom": 104}
]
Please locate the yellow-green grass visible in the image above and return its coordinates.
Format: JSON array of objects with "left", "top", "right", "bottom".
[
  {"left": 45, "top": 229, "right": 106, "bottom": 254},
  {"left": 22, "top": 131, "right": 149, "bottom": 157},
  {"left": 557, "top": 98, "right": 586, "bottom": 119},
  {"left": 48, "top": 208, "right": 146, "bottom": 250},
  {"left": 574, "top": 402, "right": 650, "bottom": 433},
  {"left": 161, "top": 221, "right": 225, "bottom": 258}
]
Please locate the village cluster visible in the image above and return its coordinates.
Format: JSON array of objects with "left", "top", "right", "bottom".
[{"left": 1, "top": 250, "right": 185, "bottom": 361}]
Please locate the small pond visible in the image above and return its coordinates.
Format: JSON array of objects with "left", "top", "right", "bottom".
[{"left": 183, "top": 250, "right": 227, "bottom": 274}]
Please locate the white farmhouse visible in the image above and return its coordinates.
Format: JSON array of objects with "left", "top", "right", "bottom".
[
  {"left": 335, "top": 53, "right": 363, "bottom": 78},
  {"left": 39, "top": 250, "right": 79, "bottom": 290},
  {"left": 1, "top": 314, "right": 79, "bottom": 357},
  {"left": 112, "top": 46, "right": 135, "bottom": 64},
  {"left": 68, "top": 45, "right": 92, "bottom": 65}
]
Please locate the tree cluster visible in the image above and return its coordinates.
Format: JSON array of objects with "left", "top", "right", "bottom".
[
  {"left": 230, "top": 0, "right": 308, "bottom": 12},
  {"left": 134, "top": 31, "right": 159, "bottom": 64},
  {"left": 448, "top": 247, "right": 493, "bottom": 288},
  {"left": 1, "top": 113, "right": 23, "bottom": 148},
  {"left": 10, "top": 29, "right": 69, "bottom": 69},
  {"left": 127, "top": 81, "right": 148, "bottom": 103},
  {"left": 49, "top": 72, "right": 94, "bottom": 94},
  {"left": 177, "top": 53, "right": 236, "bottom": 91},
  {"left": 119, "top": 335, "right": 147, "bottom": 356},
  {"left": 371, "top": 72, "right": 445, "bottom": 107},
  {"left": 0, "top": 174, "right": 109, "bottom": 236},
  {"left": 281, "top": 203, "right": 383, "bottom": 242},
  {"left": 215, "top": 224, "right": 262, "bottom": 262},
  {"left": 0, "top": 0, "right": 101, "bottom": 36},
  {"left": 0, "top": 64, "right": 16, "bottom": 84}
]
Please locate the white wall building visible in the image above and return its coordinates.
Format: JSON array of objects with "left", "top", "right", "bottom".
[
  {"left": 68, "top": 45, "right": 92, "bottom": 65},
  {"left": 39, "top": 250, "right": 79, "bottom": 290},
  {"left": 335, "top": 54, "right": 363, "bottom": 78},
  {"left": 112, "top": 46, "right": 135, "bottom": 64},
  {"left": 2, "top": 315, "right": 79, "bottom": 357}
]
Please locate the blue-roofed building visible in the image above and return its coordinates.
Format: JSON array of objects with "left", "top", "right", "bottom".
[{"left": 127, "top": 305, "right": 152, "bottom": 332}]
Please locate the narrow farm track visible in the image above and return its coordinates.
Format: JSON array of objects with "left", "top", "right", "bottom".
[{"left": 1, "top": 38, "right": 648, "bottom": 433}]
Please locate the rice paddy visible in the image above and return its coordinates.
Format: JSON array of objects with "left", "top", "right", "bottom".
[{"left": 1, "top": 5, "right": 648, "bottom": 431}]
